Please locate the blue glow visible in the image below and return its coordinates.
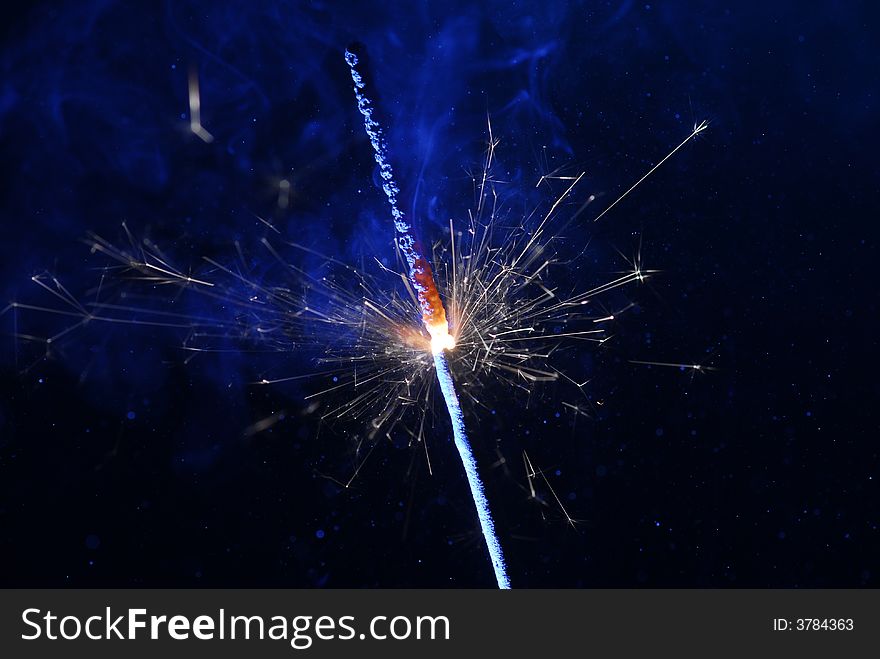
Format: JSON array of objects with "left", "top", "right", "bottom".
[{"left": 433, "top": 352, "right": 510, "bottom": 589}]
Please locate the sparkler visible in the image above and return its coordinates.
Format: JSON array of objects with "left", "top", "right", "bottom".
[
  {"left": 4, "top": 52, "right": 707, "bottom": 589},
  {"left": 344, "top": 47, "right": 509, "bottom": 588}
]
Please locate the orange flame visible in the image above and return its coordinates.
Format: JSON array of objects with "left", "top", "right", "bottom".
[{"left": 412, "top": 256, "right": 455, "bottom": 354}]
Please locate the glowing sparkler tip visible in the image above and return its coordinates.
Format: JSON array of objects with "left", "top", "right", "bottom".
[{"left": 427, "top": 321, "right": 456, "bottom": 354}]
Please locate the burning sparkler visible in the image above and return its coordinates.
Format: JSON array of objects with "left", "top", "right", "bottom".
[{"left": 3, "top": 51, "right": 706, "bottom": 589}]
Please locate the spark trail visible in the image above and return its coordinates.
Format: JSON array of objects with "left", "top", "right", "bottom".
[{"left": 344, "top": 47, "right": 510, "bottom": 588}]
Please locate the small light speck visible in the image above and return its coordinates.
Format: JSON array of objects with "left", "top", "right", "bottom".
[{"left": 315, "top": 529, "right": 325, "bottom": 539}]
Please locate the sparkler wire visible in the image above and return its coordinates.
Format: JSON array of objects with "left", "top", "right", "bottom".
[{"left": 434, "top": 352, "right": 511, "bottom": 588}]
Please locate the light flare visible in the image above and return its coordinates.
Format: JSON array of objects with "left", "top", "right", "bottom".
[{"left": 427, "top": 319, "right": 456, "bottom": 354}]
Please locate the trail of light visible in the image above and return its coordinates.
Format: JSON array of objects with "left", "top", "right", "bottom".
[
  {"left": 187, "top": 65, "right": 214, "bottom": 143},
  {"left": 434, "top": 351, "right": 511, "bottom": 589},
  {"left": 345, "top": 46, "right": 509, "bottom": 587},
  {"left": 592, "top": 120, "right": 708, "bottom": 223},
  {"left": 629, "top": 359, "right": 716, "bottom": 372}
]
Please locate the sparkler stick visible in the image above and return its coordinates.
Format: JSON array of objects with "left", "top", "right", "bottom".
[
  {"left": 434, "top": 351, "right": 510, "bottom": 588},
  {"left": 345, "top": 47, "right": 510, "bottom": 588}
]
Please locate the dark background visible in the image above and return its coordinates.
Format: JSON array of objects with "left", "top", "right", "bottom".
[{"left": 0, "top": 1, "right": 877, "bottom": 587}]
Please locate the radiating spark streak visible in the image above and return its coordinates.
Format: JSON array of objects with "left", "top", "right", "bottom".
[
  {"left": 254, "top": 371, "right": 338, "bottom": 385},
  {"left": 86, "top": 302, "right": 233, "bottom": 325},
  {"left": 315, "top": 435, "right": 381, "bottom": 489},
  {"left": 593, "top": 120, "right": 708, "bottom": 223},
  {"left": 556, "top": 271, "right": 643, "bottom": 305},
  {"left": 254, "top": 214, "right": 281, "bottom": 234},
  {"left": 476, "top": 114, "right": 498, "bottom": 215},
  {"left": 497, "top": 330, "right": 606, "bottom": 342},
  {"left": 449, "top": 218, "right": 458, "bottom": 330},
  {"left": 513, "top": 172, "right": 584, "bottom": 271},
  {"left": 188, "top": 65, "right": 214, "bottom": 143},
  {"left": 493, "top": 363, "right": 559, "bottom": 382},
  {"left": 555, "top": 369, "right": 591, "bottom": 391},
  {"left": 30, "top": 276, "right": 88, "bottom": 316},
  {"left": 522, "top": 451, "right": 578, "bottom": 528},
  {"left": 140, "top": 263, "right": 214, "bottom": 287},
  {"left": 88, "top": 234, "right": 215, "bottom": 287},
  {"left": 536, "top": 167, "right": 583, "bottom": 188},
  {"left": 561, "top": 401, "right": 590, "bottom": 415},
  {"left": 569, "top": 193, "right": 599, "bottom": 224},
  {"left": 243, "top": 410, "right": 286, "bottom": 437},
  {"left": 420, "top": 416, "right": 433, "bottom": 476},
  {"left": 523, "top": 451, "right": 537, "bottom": 499},
  {"left": 629, "top": 360, "right": 717, "bottom": 372},
  {"left": 304, "top": 368, "right": 393, "bottom": 400},
  {"left": 344, "top": 440, "right": 380, "bottom": 487},
  {"left": 10, "top": 300, "right": 18, "bottom": 367},
  {"left": 277, "top": 179, "right": 291, "bottom": 209},
  {"left": 487, "top": 327, "right": 535, "bottom": 338},
  {"left": 8, "top": 302, "right": 89, "bottom": 320}
]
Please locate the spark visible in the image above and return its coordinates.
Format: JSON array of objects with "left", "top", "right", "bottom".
[
  {"left": 523, "top": 451, "right": 579, "bottom": 529},
  {"left": 243, "top": 410, "right": 287, "bottom": 437},
  {"left": 592, "top": 120, "right": 708, "bottom": 223},
  {"left": 278, "top": 179, "right": 291, "bottom": 209},
  {"left": 188, "top": 65, "right": 214, "bottom": 143},
  {"left": 629, "top": 360, "right": 717, "bottom": 372}
]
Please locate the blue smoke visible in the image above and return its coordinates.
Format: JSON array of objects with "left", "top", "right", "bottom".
[{"left": 0, "top": 0, "right": 579, "bottom": 414}]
